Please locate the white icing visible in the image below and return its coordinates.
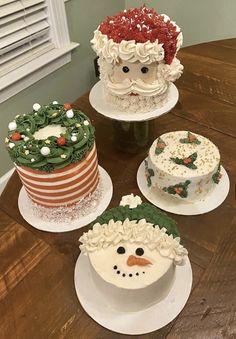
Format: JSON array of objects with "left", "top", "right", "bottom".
[
  {"left": 33, "top": 125, "right": 66, "bottom": 140},
  {"left": 91, "top": 30, "right": 165, "bottom": 64},
  {"left": 159, "top": 58, "right": 184, "bottom": 82},
  {"left": 79, "top": 218, "right": 187, "bottom": 264},
  {"left": 66, "top": 109, "right": 74, "bottom": 118},
  {"left": 33, "top": 103, "right": 41, "bottom": 111},
  {"left": 97, "top": 55, "right": 182, "bottom": 113},
  {"left": 8, "top": 121, "right": 17, "bottom": 131},
  {"left": 148, "top": 131, "right": 220, "bottom": 201},
  {"left": 119, "top": 193, "right": 142, "bottom": 208},
  {"left": 40, "top": 146, "right": 50, "bottom": 156}
]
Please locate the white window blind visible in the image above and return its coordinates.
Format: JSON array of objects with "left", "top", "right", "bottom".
[
  {"left": 0, "top": 0, "right": 79, "bottom": 103},
  {"left": 0, "top": 0, "right": 54, "bottom": 77}
]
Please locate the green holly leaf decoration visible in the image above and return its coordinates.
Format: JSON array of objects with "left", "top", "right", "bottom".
[
  {"left": 212, "top": 164, "right": 222, "bottom": 184},
  {"left": 144, "top": 160, "right": 154, "bottom": 187},
  {"left": 179, "top": 132, "right": 201, "bottom": 144},
  {"left": 155, "top": 137, "right": 166, "bottom": 155},
  {"left": 163, "top": 180, "right": 191, "bottom": 198},
  {"left": 170, "top": 152, "right": 198, "bottom": 169}
]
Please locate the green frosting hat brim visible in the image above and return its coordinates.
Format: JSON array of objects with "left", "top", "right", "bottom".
[{"left": 92, "top": 202, "right": 179, "bottom": 238}]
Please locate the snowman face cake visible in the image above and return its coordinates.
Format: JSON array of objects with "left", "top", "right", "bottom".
[
  {"left": 89, "top": 227, "right": 174, "bottom": 290},
  {"left": 79, "top": 195, "right": 188, "bottom": 311}
]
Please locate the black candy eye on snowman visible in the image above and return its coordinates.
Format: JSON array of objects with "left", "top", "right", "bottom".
[
  {"left": 121, "top": 66, "right": 149, "bottom": 74},
  {"left": 116, "top": 246, "right": 144, "bottom": 256}
]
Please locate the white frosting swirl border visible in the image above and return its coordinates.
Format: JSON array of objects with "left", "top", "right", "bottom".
[
  {"left": 79, "top": 218, "right": 188, "bottom": 264},
  {"left": 91, "top": 14, "right": 183, "bottom": 65}
]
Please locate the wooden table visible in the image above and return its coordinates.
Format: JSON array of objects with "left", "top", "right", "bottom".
[{"left": 1, "top": 38, "right": 236, "bottom": 339}]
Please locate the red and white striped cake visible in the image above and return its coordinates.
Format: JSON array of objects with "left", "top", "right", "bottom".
[
  {"left": 6, "top": 102, "right": 100, "bottom": 209},
  {"left": 16, "top": 145, "right": 99, "bottom": 208}
]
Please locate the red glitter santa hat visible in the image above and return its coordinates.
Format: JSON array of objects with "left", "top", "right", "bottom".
[{"left": 91, "top": 6, "right": 183, "bottom": 65}]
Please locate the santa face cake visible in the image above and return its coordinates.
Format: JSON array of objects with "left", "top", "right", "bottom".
[
  {"left": 5, "top": 102, "right": 99, "bottom": 208},
  {"left": 147, "top": 131, "right": 222, "bottom": 202},
  {"left": 91, "top": 6, "right": 183, "bottom": 113},
  {"left": 79, "top": 194, "right": 188, "bottom": 312}
]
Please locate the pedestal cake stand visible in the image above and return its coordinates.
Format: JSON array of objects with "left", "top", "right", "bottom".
[{"left": 89, "top": 81, "right": 179, "bottom": 153}]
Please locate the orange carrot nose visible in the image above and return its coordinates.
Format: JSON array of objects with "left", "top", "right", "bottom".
[{"left": 127, "top": 255, "right": 152, "bottom": 267}]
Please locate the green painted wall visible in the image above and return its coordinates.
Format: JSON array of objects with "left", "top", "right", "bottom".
[
  {"left": 0, "top": 0, "right": 124, "bottom": 176},
  {"left": 126, "top": 0, "right": 236, "bottom": 46}
]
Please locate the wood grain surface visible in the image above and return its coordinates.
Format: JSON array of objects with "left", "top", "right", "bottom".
[{"left": 0, "top": 39, "right": 236, "bottom": 339}]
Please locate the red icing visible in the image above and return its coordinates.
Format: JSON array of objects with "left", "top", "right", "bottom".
[
  {"left": 57, "top": 136, "right": 66, "bottom": 146},
  {"left": 63, "top": 103, "right": 72, "bottom": 110},
  {"left": 99, "top": 6, "right": 180, "bottom": 64},
  {"left": 11, "top": 132, "right": 21, "bottom": 141}
]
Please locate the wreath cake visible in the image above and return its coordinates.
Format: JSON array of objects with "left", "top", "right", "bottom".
[
  {"left": 146, "top": 131, "right": 222, "bottom": 201},
  {"left": 5, "top": 102, "right": 99, "bottom": 208},
  {"left": 91, "top": 5, "right": 183, "bottom": 113},
  {"left": 79, "top": 194, "right": 188, "bottom": 312}
]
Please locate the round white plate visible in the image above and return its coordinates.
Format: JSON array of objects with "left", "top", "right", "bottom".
[
  {"left": 18, "top": 166, "right": 113, "bottom": 232},
  {"left": 137, "top": 158, "right": 230, "bottom": 216},
  {"left": 74, "top": 254, "right": 192, "bottom": 335},
  {"left": 89, "top": 80, "right": 179, "bottom": 122}
]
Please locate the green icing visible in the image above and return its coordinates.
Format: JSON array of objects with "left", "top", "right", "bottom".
[
  {"left": 155, "top": 137, "right": 166, "bottom": 155},
  {"left": 170, "top": 152, "right": 198, "bottom": 170},
  {"left": 6, "top": 103, "right": 95, "bottom": 171},
  {"left": 179, "top": 132, "right": 201, "bottom": 144},
  {"left": 144, "top": 159, "right": 154, "bottom": 187},
  {"left": 212, "top": 164, "right": 222, "bottom": 184},
  {"left": 92, "top": 203, "right": 180, "bottom": 238},
  {"left": 163, "top": 180, "right": 191, "bottom": 198}
]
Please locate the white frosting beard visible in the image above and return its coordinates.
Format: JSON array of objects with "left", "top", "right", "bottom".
[
  {"left": 148, "top": 131, "right": 220, "bottom": 202},
  {"left": 98, "top": 57, "right": 183, "bottom": 113}
]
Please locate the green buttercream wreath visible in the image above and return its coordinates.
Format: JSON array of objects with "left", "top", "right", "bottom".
[
  {"left": 92, "top": 202, "right": 180, "bottom": 238},
  {"left": 5, "top": 102, "right": 95, "bottom": 171}
]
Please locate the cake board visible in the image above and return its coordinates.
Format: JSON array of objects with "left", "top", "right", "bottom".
[
  {"left": 137, "top": 158, "right": 230, "bottom": 216},
  {"left": 89, "top": 81, "right": 179, "bottom": 153},
  {"left": 74, "top": 254, "right": 192, "bottom": 335},
  {"left": 18, "top": 166, "right": 113, "bottom": 232}
]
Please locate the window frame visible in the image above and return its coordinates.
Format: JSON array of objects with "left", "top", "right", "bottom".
[{"left": 0, "top": 0, "right": 79, "bottom": 103}]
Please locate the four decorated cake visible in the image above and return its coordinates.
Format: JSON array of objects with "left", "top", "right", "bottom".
[
  {"left": 5, "top": 102, "right": 99, "bottom": 208},
  {"left": 91, "top": 5, "right": 183, "bottom": 113},
  {"left": 79, "top": 194, "right": 188, "bottom": 312},
  {"left": 146, "top": 131, "right": 222, "bottom": 201}
]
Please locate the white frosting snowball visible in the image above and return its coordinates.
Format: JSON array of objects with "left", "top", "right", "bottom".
[
  {"left": 40, "top": 146, "right": 50, "bottom": 156},
  {"left": 52, "top": 101, "right": 58, "bottom": 104},
  {"left": 83, "top": 120, "right": 89, "bottom": 126},
  {"left": 71, "top": 135, "right": 77, "bottom": 142},
  {"left": 9, "top": 143, "right": 15, "bottom": 149},
  {"left": 8, "top": 121, "right": 17, "bottom": 131},
  {"left": 33, "top": 103, "right": 41, "bottom": 111},
  {"left": 66, "top": 109, "right": 74, "bottom": 118}
]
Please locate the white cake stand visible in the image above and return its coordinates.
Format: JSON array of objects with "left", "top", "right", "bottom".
[
  {"left": 137, "top": 158, "right": 230, "bottom": 216},
  {"left": 74, "top": 254, "right": 192, "bottom": 335},
  {"left": 18, "top": 166, "right": 113, "bottom": 232},
  {"left": 89, "top": 81, "right": 179, "bottom": 153},
  {"left": 89, "top": 80, "right": 179, "bottom": 122}
]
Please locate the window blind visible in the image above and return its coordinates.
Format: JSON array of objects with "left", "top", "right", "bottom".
[{"left": 0, "top": 0, "right": 55, "bottom": 77}]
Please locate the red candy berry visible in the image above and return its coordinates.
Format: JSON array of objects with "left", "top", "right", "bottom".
[
  {"left": 63, "top": 103, "right": 72, "bottom": 110},
  {"left": 57, "top": 136, "right": 66, "bottom": 146},
  {"left": 11, "top": 132, "right": 21, "bottom": 141},
  {"left": 183, "top": 158, "right": 192, "bottom": 164},
  {"left": 174, "top": 187, "right": 183, "bottom": 195}
]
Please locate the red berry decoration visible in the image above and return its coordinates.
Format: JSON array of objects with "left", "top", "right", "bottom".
[
  {"left": 57, "top": 136, "right": 66, "bottom": 146},
  {"left": 63, "top": 103, "right": 72, "bottom": 110},
  {"left": 11, "top": 132, "right": 21, "bottom": 141}
]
